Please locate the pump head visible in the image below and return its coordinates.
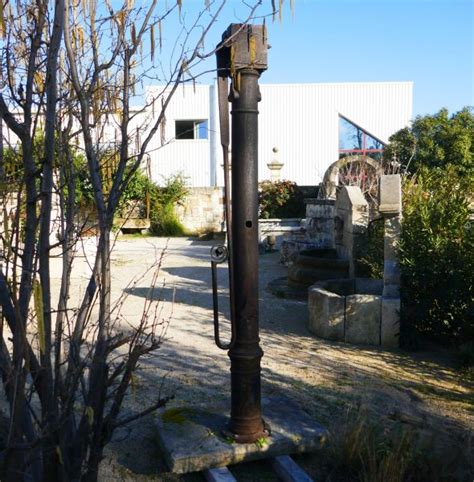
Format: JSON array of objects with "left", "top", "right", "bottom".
[{"left": 216, "top": 23, "right": 268, "bottom": 79}]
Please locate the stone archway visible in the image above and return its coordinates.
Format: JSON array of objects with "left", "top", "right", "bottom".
[{"left": 318, "top": 155, "right": 383, "bottom": 201}]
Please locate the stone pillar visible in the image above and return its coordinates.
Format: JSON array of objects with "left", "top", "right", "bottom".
[
  {"left": 379, "top": 175, "right": 402, "bottom": 348},
  {"left": 335, "top": 186, "right": 369, "bottom": 278},
  {"left": 266, "top": 147, "right": 284, "bottom": 182}
]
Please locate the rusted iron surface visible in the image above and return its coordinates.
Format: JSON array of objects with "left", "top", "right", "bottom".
[{"left": 212, "top": 24, "right": 269, "bottom": 443}]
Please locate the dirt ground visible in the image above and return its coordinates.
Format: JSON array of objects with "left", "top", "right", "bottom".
[{"left": 51, "top": 236, "right": 473, "bottom": 481}]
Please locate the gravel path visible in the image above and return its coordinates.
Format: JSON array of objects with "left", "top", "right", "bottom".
[{"left": 53, "top": 236, "right": 472, "bottom": 481}]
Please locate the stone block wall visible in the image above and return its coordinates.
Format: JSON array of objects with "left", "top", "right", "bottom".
[
  {"left": 174, "top": 187, "right": 225, "bottom": 234},
  {"left": 304, "top": 199, "right": 335, "bottom": 248},
  {"left": 308, "top": 278, "right": 383, "bottom": 346},
  {"left": 174, "top": 187, "right": 308, "bottom": 239},
  {"left": 259, "top": 218, "right": 304, "bottom": 248}
]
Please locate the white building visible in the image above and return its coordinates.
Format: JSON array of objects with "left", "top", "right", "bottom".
[
  {"left": 0, "top": 80, "right": 413, "bottom": 234},
  {"left": 146, "top": 81, "right": 413, "bottom": 187},
  {"left": 0, "top": 81, "right": 413, "bottom": 188}
]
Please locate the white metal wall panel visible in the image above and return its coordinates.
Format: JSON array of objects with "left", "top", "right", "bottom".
[
  {"left": 137, "top": 81, "right": 412, "bottom": 187},
  {"left": 146, "top": 85, "right": 212, "bottom": 186},
  {"left": 0, "top": 82, "right": 412, "bottom": 188},
  {"left": 257, "top": 82, "right": 413, "bottom": 185}
]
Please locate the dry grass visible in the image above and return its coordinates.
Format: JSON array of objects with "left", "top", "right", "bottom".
[{"left": 313, "top": 412, "right": 473, "bottom": 482}]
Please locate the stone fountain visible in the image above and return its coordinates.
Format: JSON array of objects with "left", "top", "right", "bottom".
[
  {"left": 269, "top": 170, "right": 402, "bottom": 349},
  {"left": 272, "top": 184, "right": 369, "bottom": 298},
  {"left": 308, "top": 175, "right": 402, "bottom": 348}
]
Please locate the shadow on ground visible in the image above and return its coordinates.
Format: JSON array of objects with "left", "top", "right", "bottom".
[
  {"left": 101, "top": 241, "right": 473, "bottom": 481},
  {"left": 106, "top": 332, "right": 473, "bottom": 480}
]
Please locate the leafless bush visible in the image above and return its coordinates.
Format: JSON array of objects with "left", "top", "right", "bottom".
[{"left": 0, "top": 1, "right": 273, "bottom": 480}]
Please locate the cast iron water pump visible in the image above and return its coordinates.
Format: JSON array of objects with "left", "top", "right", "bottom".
[{"left": 211, "top": 24, "right": 269, "bottom": 443}]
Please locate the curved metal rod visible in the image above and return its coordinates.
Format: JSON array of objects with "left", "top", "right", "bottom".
[
  {"left": 211, "top": 260, "right": 235, "bottom": 350},
  {"left": 210, "top": 73, "right": 236, "bottom": 350}
]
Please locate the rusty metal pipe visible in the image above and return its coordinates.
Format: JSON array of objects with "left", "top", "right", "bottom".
[{"left": 226, "top": 68, "right": 268, "bottom": 442}]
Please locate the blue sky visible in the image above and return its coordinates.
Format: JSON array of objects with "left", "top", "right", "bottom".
[
  {"left": 167, "top": 0, "right": 473, "bottom": 119},
  {"left": 262, "top": 0, "right": 473, "bottom": 117}
]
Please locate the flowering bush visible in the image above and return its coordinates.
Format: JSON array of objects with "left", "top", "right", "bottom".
[{"left": 258, "top": 180, "right": 305, "bottom": 219}]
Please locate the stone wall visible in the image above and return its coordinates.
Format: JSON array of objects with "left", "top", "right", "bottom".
[
  {"left": 307, "top": 177, "right": 401, "bottom": 349},
  {"left": 175, "top": 187, "right": 309, "bottom": 239},
  {"left": 174, "top": 187, "right": 225, "bottom": 234},
  {"left": 304, "top": 199, "right": 335, "bottom": 249},
  {"left": 259, "top": 218, "right": 304, "bottom": 247},
  {"left": 308, "top": 278, "right": 383, "bottom": 345}
]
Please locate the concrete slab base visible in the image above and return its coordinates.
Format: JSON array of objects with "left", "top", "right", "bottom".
[{"left": 156, "top": 396, "right": 327, "bottom": 474}]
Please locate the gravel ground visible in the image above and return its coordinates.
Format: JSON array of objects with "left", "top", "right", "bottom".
[{"left": 47, "top": 236, "right": 473, "bottom": 481}]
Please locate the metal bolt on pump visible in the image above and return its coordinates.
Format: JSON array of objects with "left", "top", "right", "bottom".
[{"left": 211, "top": 23, "right": 270, "bottom": 443}]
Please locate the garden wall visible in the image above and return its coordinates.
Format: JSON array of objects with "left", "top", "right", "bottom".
[
  {"left": 174, "top": 187, "right": 225, "bottom": 234},
  {"left": 174, "top": 185, "right": 317, "bottom": 236}
]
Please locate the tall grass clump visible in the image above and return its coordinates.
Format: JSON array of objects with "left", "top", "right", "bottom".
[{"left": 321, "top": 414, "right": 472, "bottom": 481}]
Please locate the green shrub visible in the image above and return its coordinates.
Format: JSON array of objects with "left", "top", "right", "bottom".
[
  {"left": 73, "top": 156, "right": 95, "bottom": 207},
  {"left": 114, "top": 170, "right": 188, "bottom": 236},
  {"left": 149, "top": 174, "right": 188, "bottom": 236},
  {"left": 384, "top": 107, "right": 474, "bottom": 176},
  {"left": 456, "top": 341, "right": 474, "bottom": 374},
  {"left": 1, "top": 146, "right": 25, "bottom": 191},
  {"left": 359, "top": 217, "right": 384, "bottom": 279},
  {"left": 400, "top": 166, "right": 474, "bottom": 346},
  {"left": 151, "top": 203, "right": 186, "bottom": 236},
  {"left": 1, "top": 135, "right": 87, "bottom": 196},
  {"left": 116, "top": 167, "right": 156, "bottom": 217},
  {"left": 258, "top": 180, "right": 305, "bottom": 219}
]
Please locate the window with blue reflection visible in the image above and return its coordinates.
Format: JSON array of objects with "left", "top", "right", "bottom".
[
  {"left": 175, "top": 120, "right": 208, "bottom": 140},
  {"left": 339, "top": 115, "right": 384, "bottom": 157},
  {"left": 196, "top": 120, "right": 208, "bottom": 140}
]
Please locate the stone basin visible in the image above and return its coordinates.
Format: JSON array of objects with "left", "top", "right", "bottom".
[
  {"left": 288, "top": 248, "right": 349, "bottom": 288},
  {"left": 308, "top": 278, "right": 384, "bottom": 345}
]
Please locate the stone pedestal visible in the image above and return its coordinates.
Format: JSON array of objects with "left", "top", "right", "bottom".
[
  {"left": 308, "top": 286, "right": 345, "bottom": 340},
  {"left": 267, "top": 147, "right": 284, "bottom": 181},
  {"left": 334, "top": 186, "right": 369, "bottom": 278},
  {"left": 381, "top": 297, "right": 400, "bottom": 348},
  {"left": 308, "top": 278, "right": 383, "bottom": 346},
  {"left": 345, "top": 294, "right": 381, "bottom": 345},
  {"left": 156, "top": 396, "right": 326, "bottom": 474}
]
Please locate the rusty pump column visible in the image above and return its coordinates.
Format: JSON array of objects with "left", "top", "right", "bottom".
[{"left": 215, "top": 24, "right": 269, "bottom": 443}]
